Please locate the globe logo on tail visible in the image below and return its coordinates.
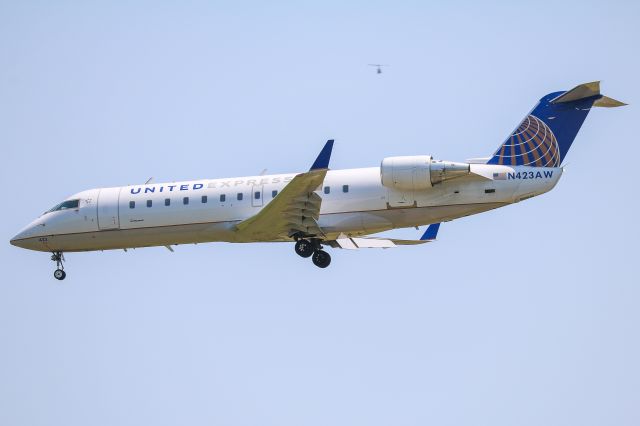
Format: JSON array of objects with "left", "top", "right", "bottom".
[{"left": 494, "top": 115, "right": 560, "bottom": 167}]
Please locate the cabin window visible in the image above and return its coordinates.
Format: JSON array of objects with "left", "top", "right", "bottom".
[
  {"left": 272, "top": 190, "right": 278, "bottom": 197},
  {"left": 46, "top": 199, "right": 80, "bottom": 213},
  {"left": 342, "top": 184, "right": 349, "bottom": 193},
  {"left": 324, "top": 186, "right": 330, "bottom": 194},
  {"left": 237, "top": 193, "right": 243, "bottom": 201},
  {"left": 220, "top": 194, "right": 226, "bottom": 202},
  {"left": 183, "top": 197, "right": 189, "bottom": 205},
  {"left": 147, "top": 200, "right": 152, "bottom": 207},
  {"left": 202, "top": 195, "right": 208, "bottom": 203},
  {"left": 254, "top": 191, "right": 261, "bottom": 200},
  {"left": 129, "top": 201, "right": 135, "bottom": 209},
  {"left": 165, "top": 198, "right": 170, "bottom": 206},
  {"left": 485, "top": 189, "right": 496, "bottom": 194}
]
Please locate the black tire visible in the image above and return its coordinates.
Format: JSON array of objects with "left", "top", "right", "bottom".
[
  {"left": 53, "top": 269, "right": 66, "bottom": 280},
  {"left": 295, "top": 239, "right": 314, "bottom": 258},
  {"left": 312, "top": 250, "right": 331, "bottom": 268}
]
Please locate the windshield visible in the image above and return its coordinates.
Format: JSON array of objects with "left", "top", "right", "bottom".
[{"left": 45, "top": 199, "right": 79, "bottom": 214}]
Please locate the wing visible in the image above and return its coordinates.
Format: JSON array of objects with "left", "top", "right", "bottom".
[
  {"left": 328, "top": 223, "right": 441, "bottom": 249},
  {"left": 234, "top": 140, "right": 334, "bottom": 241}
]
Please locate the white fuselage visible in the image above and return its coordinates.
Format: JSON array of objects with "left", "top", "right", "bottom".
[{"left": 10, "top": 164, "right": 562, "bottom": 252}]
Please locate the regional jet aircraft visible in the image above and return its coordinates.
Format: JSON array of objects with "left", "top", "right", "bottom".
[{"left": 11, "top": 82, "right": 624, "bottom": 279}]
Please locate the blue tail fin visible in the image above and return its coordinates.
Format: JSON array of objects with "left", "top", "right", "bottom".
[{"left": 487, "top": 82, "right": 625, "bottom": 167}]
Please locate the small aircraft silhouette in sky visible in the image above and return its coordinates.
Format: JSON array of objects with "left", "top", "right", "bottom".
[{"left": 368, "top": 64, "right": 388, "bottom": 74}]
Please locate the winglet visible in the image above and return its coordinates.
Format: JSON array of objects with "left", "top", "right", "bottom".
[
  {"left": 309, "top": 140, "right": 334, "bottom": 171},
  {"left": 420, "top": 223, "right": 440, "bottom": 240}
]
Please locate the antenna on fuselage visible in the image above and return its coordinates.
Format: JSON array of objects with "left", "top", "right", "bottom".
[{"left": 145, "top": 177, "right": 154, "bottom": 185}]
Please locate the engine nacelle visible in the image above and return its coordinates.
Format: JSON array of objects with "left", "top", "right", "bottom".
[{"left": 380, "top": 156, "right": 470, "bottom": 191}]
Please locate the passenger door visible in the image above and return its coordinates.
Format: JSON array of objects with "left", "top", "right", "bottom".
[{"left": 97, "top": 187, "right": 121, "bottom": 230}]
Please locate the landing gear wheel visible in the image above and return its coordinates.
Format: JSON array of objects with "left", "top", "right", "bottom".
[
  {"left": 312, "top": 250, "right": 331, "bottom": 268},
  {"left": 295, "top": 239, "right": 314, "bottom": 258},
  {"left": 51, "top": 251, "right": 66, "bottom": 281}
]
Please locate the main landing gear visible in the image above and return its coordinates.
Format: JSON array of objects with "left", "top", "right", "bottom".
[
  {"left": 294, "top": 238, "right": 331, "bottom": 268},
  {"left": 51, "top": 252, "right": 66, "bottom": 280},
  {"left": 311, "top": 249, "right": 331, "bottom": 268}
]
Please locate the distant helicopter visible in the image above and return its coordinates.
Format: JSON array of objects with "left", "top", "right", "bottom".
[{"left": 368, "top": 64, "right": 389, "bottom": 74}]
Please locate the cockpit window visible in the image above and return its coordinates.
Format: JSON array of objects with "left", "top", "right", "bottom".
[{"left": 45, "top": 199, "right": 80, "bottom": 214}]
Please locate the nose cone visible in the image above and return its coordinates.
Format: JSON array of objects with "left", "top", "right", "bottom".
[
  {"left": 10, "top": 221, "right": 41, "bottom": 250},
  {"left": 10, "top": 235, "right": 32, "bottom": 249},
  {"left": 10, "top": 230, "right": 32, "bottom": 249}
]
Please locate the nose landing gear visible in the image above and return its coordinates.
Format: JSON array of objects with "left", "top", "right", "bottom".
[
  {"left": 294, "top": 238, "right": 332, "bottom": 268},
  {"left": 51, "top": 252, "right": 66, "bottom": 280}
]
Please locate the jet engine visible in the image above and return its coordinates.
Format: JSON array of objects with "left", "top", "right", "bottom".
[{"left": 380, "top": 155, "right": 470, "bottom": 191}]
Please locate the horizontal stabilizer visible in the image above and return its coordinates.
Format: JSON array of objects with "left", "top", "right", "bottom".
[
  {"left": 551, "top": 81, "right": 626, "bottom": 107},
  {"left": 551, "top": 81, "right": 601, "bottom": 104},
  {"left": 593, "top": 95, "right": 627, "bottom": 108}
]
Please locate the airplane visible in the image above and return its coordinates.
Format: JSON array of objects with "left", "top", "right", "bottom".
[{"left": 10, "top": 81, "right": 624, "bottom": 280}]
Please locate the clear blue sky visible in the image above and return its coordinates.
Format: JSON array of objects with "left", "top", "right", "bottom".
[{"left": 1, "top": 1, "right": 639, "bottom": 425}]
